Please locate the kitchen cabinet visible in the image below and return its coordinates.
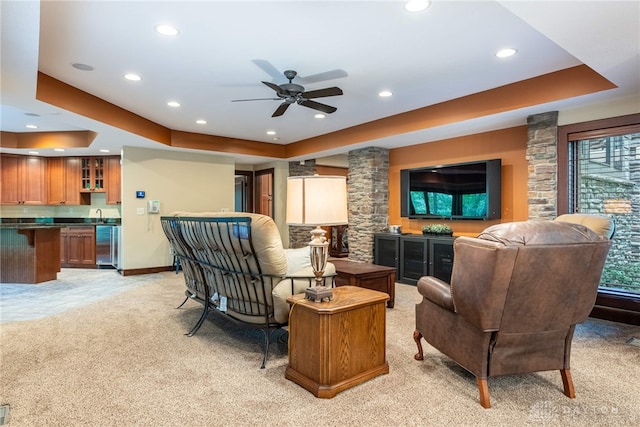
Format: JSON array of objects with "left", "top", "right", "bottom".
[
  {"left": 47, "top": 157, "right": 85, "bottom": 205},
  {"left": 0, "top": 154, "right": 47, "bottom": 205},
  {"left": 105, "top": 156, "right": 121, "bottom": 205},
  {"left": 80, "top": 157, "right": 105, "bottom": 192},
  {"left": 60, "top": 226, "right": 96, "bottom": 267}
]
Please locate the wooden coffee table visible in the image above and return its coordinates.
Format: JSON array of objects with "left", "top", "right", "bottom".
[
  {"left": 285, "top": 286, "right": 389, "bottom": 398},
  {"left": 330, "top": 259, "right": 396, "bottom": 308}
]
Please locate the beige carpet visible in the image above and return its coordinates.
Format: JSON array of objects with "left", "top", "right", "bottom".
[{"left": 1, "top": 272, "right": 639, "bottom": 426}]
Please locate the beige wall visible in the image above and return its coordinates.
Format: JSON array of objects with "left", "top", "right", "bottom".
[
  {"left": 558, "top": 94, "right": 640, "bottom": 126},
  {"left": 253, "top": 160, "right": 290, "bottom": 247},
  {"left": 121, "top": 146, "right": 235, "bottom": 270}
]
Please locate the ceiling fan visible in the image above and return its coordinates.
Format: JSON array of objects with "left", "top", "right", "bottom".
[{"left": 232, "top": 69, "right": 343, "bottom": 117}]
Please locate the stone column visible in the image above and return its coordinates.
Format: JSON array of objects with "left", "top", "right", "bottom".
[
  {"left": 347, "top": 147, "right": 389, "bottom": 263},
  {"left": 527, "top": 111, "right": 559, "bottom": 220},
  {"left": 288, "top": 160, "right": 317, "bottom": 248}
]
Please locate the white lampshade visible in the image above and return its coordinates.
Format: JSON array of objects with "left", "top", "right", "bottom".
[{"left": 286, "top": 175, "right": 348, "bottom": 226}]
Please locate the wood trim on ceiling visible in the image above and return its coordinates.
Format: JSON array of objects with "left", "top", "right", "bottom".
[
  {"left": 170, "top": 131, "right": 285, "bottom": 159},
  {"left": 0, "top": 130, "right": 97, "bottom": 149},
  {"left": 286, "top": 65, "right": 616, "bottom": 158},
  {"left": 36, "top": 72, "right": 172, "bottom": 145},
  {"left": 35, "top": 65, "right": 615, "bottom": 159}
]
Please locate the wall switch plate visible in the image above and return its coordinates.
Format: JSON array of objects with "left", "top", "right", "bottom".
[{"left": 136, "top": 208, "right": 145, "bottom": 215}]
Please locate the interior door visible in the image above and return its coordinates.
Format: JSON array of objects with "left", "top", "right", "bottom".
[
  {"left": 234, "top": 171, "right": 253, "bottom": 212},
  {"left": 254, "top": 168, "right": 274, "bottom": 218}
]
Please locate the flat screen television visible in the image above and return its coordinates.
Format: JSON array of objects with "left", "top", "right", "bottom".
[{"left": 400, "top": 159, "right": 501, "bottom": 220}]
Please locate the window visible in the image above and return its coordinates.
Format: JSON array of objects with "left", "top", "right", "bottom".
[
  {"left": 558, "top": 113, "right": 640, "bottom": 325},
  {"left": 569, "top": 131, "right": 640, "bottom": 294}
]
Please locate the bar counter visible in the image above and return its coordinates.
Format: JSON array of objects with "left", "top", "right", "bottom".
[{"left": 1, "top": 225, "right": 62, "bottom": 284}]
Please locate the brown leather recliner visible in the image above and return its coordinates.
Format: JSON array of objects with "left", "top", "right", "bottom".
[{"left": 413, "top": 220, "right": 613, "bottom": 408}]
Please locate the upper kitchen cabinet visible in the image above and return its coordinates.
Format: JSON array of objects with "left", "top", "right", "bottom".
[
  {"left": 0, "top": 154, "right": 47, "bottom": 205},
  {"left": 105, "top": 156, "right": 121, "bottom": 205},
  {"left": 47, "top": 157, "right": 86, "bottom": 205},
  {"left": 81, "top": 157, "right": 105, "bottom": 192}
]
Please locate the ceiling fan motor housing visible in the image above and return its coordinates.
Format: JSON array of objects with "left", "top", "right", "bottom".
[{"left": 280, "top": 82, "right": 305, "bottom": 93}]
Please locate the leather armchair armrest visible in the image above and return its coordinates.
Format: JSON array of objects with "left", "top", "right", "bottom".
[{"left": 417, "top": 276, "right": 454, "bottom": 312}]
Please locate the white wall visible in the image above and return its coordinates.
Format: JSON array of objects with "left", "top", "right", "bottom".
[{"left": 121, "top": 146, "right": 235, "bottom": 270}]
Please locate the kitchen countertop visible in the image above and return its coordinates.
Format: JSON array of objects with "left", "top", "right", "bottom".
[{"left": 0, "top": 217, "right": 121, "bottom": 227}]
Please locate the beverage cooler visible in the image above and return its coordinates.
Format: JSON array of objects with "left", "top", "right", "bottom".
[
  {"left": 95, "top": 225, "right": 113, "bottom": 266},
  {"left": 111, "top": 226, "right": 122, "bottom": 271},
  {"left": 95, "top": 225, "right": 122, "bottom": 270}
]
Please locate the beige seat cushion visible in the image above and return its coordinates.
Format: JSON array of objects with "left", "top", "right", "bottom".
[
  {"left": 169, "top": 211, "right": 288, "bottom": 276},
  {"left": 555, "top": 213, "right": 615, "bottom": 239},
  {"left": 271, "top": 262, "right": 336, "bottom": 323}
]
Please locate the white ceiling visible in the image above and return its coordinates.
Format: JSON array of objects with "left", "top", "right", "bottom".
[{"left": 1, "top": 1, "right": 639, "bottom": 164}]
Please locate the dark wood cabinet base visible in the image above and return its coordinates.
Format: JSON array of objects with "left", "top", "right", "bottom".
[{"left": 330, "top": 259, "right": 396, "bottom": 308}]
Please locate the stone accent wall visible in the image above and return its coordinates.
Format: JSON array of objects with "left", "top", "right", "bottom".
[
  {"left": 527, "top": 111, "right": 559, "bottom": 220},
  {"left": 347, "top": 147, "right": 389, "bottom": 263},
  {"left": 288, "top": 160, "right": 317, "bottom": 248}
]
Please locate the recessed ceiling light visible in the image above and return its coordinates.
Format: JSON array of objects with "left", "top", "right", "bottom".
[
  {"left": 99, "top": 149, "right": 110, "bottom": 153},
  {"left": 272, "top": 137, "right": 280, "bottom": 141},
  {"left": 378, "top": 91, "right": 393, "bottom": 97},
  {"left": 25, "top": 124, "right": 38, "bottom": 129},
  {"left": 124, "top": 73, "right": 142, "bottom": 81},
  {"left": 54, "top": 148, "right": 65, "bottom": 152},
  {"left": 72, "top": 63, "right": 94, "bottom": 71},
  {"left": 24, "top": 112, "right": 40, "bottom": 117},
  {"left": 496, "top": 48, "right": 518, "bottom": 58},
  {"left": 314, "top": 113, "right": 326, "bottom": 119},
  {"left": 404, "top": 0, "right": 431, "bottom": 13},
  {"left": 29, "top": 151, "right": 39, "bottom": 155},
  {"left": 167, "top": 101, "right": 181, "bottom": 108},
  {"left": 155, "top": 24, "right": 179, "bottom": 36},
  {"left": 266, "top": 130, "right": 276, "bottom": 135},
  {"left": 196, "top": 119, "right": 207, "bottom": 125}
]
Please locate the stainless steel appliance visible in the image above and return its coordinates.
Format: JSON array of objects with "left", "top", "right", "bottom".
[
  {"left": 111, "top": 226, "right": 122, "bottom": 270},
  {"left": 96, "top": 225, "right": 113, "bottom": 266}
]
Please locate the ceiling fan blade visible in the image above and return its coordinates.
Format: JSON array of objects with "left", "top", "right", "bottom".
[
  {"left": 252, "top": 59, "right": 282, "bottom": 81},
  {"left": 272, "top": 102, "right": 292, "bottom": 117},
  {"left": 297, "top": 69, "right": 348, "bottom": 84},
  {"left": 302, "top": 87, "right": 343, "bottom": 99},
  {"left": 298, "top": 99, "right": 337, "bottom": 114},
  {"left": 262, "top": 81, "right": 285, "bottom": 94},
  {"left": 231, "top": 97, "right": 281, "bottom": 102}
]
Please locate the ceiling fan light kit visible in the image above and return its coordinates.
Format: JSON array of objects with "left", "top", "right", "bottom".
[{"left": 232, "top": 69, "right": 343, "bottom": 117}]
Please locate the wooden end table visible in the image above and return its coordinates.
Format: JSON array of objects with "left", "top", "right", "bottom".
[
  {"left": 330, "top": 259, "right": 396, "bottom": 308},
  {"left": 285, "top": 286, "right": 389, "bottom": 398}
]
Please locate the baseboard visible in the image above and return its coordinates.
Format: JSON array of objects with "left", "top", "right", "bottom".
[
  {"left": 589, "top": 290, "right": 640, "bottom": 326},
  {"left": 590, "top": 305, "right": 640, "bottom": 326},
  {"left": 120, "top": 266, "right": 173, "bottom": 276}
]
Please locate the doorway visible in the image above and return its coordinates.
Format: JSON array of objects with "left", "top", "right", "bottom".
[
  {"left": 234, "top": 171, "right": 253, "bottom": 213},
  {"left": 255, "top": 168, "right": 274, "bottom": 218}
]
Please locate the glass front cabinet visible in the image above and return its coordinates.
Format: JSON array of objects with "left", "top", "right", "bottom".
[{"left": 374, "top": 233, "right": 455, "bottom": 285}]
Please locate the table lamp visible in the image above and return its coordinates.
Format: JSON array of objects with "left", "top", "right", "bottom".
[{"left": 286, "top": 175, "right": 348, "bottom": 301}]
